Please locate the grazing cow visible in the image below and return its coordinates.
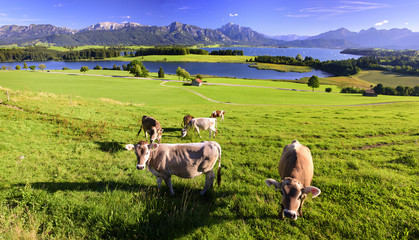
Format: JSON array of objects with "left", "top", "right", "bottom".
[
  {"left": 181, "top": 118, "right": 217, "bottom": 138},
  {"left": 265, "top": 140, "right": 321, "bottom": 220},
  {"left": 126, "top": 141, "right": 222, "bottom": 195},
  {"left": 137, "top": 115, "right": 163, "bottom": 143},
  {"left": 181, "top": 114, "right": 194, "bottom": 128},
  {"left": 210, "top": 110, "right": 226, "bottom": 122}
]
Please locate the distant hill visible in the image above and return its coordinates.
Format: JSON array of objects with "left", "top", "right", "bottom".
[
  {"left": 0, "top": 22, "right": 418, "bottom": 49},
  {"left": 308, "top": 27, "right": 419, "bottom": 49}
]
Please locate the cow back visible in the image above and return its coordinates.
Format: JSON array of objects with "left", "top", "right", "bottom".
[{"left": 278, "top": 140, "right": 313, "bottom": 187}]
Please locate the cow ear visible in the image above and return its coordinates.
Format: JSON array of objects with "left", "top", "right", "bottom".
[
  {"left": 302, "top": 186, "right": 321, "bottom": 198},
  {"left": 265, "top": 179, "right": 281, "bottom": 190},
  {"left": 125, "top": 144, "right": 135, "bottom": 151},
  {"left": 149, "top": 143, "right": 159, "bottom": 151}
]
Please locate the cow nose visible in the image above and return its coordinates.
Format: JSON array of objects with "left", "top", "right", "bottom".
[
  {"left": 137, "top": 165, "right": 144, "bottom": 170},
  {"left": 284, "top": 209, "right": 298, "bottom": 220}
]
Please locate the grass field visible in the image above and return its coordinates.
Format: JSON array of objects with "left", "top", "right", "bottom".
[
  {"left": 0, "top": 71, "right": 418, "bottom": 239},
  {"left": 356, "top": 70, "right": 419, "bottom": 88},
  {"left": 248, "top": 63, "right": 312, "bottom": 73}
]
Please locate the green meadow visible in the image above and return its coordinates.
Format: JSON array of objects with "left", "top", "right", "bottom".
[{"left": 0, "top": 70, "right": 418, "bottom": 239}]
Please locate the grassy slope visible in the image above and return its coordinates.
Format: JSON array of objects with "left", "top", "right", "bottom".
[
  {"left": 357, "top": 70, "right": 419, "bottom": 88},
  {"left": 0, "top": 71, "right": 418, "bottom": 239}
]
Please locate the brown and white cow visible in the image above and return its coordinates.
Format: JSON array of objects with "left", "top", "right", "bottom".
[
  {"left": 210, "top": 110, "right": 226, "bottom": 122},
  {"left": 126, "top": 141, "right": 222, "bottom": 195},
  {"left": 137, "top": 115, "right": 163, "bottom": 143},
  {"left": 181, "top": 118, "right": 217, "bottom": 138},
  {"left": 265, "top": 140, "right": 321, "bottom": 220},
  {"left": 181, "top": 114, "right": 194, "bottom": 128}
]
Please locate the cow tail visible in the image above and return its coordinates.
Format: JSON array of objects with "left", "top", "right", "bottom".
[{"left": 216, "top": 143, "right": 222, "bottom": 187}]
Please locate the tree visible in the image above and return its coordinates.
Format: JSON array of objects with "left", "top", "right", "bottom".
[
  {"left": 373, "top": 83, "right": 384, "bottom": 95},
  {"left": 196, "top": 74, "right": 203, "bottom": 80},
  {"left": 29, "top": 65, "right": 36, "bottom": 71},
  {"left": 15, "top": 65, "right": 21, "bottom": 70},
  {"left": 296, "top": 54, "right": 303, "bottom": 61},
  {"left": 176, "top": 67, "right": 182, "bottom": 80},
  {"left": 93, "top": 65, "right": 102, "bottom": 70},
  {"left": 129, "top": 64, "right": 142, "bottom": 77},
  {"left": 80, "top": 66, "right": 89, "bottom": 74},
  {"left": 325, "top": 87, "right": 332, "bottom": 93},
  {"left": 395, "top": 86, "right": 405, "bottom": 96},
  {"left": 158, "top": 67, "right": 165, "bottom": 78},
  {"left": 23, "top": 62, "right": 28, "bottom": 70},
  {"left": 1, "top": 65, "right": 6, "bottom": 70},
  {"left": 38, "top": 64, "right": 46, "bottom": 71},
  {"left": 307, "top": 75, "right": 319, "bottom": 91}
]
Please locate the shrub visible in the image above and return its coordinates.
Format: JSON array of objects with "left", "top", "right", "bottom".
[{"left": 325, "top": 87, "right": 332, "bottom": 93}]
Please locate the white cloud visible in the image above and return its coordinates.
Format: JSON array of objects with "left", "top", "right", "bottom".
[
  {"left": 0, "top": 13, "right": 40, "bottom": 25},
  {"left": 178, "top": 6, "right": 190, "bottom": 10},
  {"left": 53, "top": 3, "right": 63, "bottom": 7},
  {"left": 122, "top": 16, "right": 131, "bottom": 19},
  {"left": 375, "top": 20, "right": 389, "bottom": 26},
  {"left": 405, "top": 22, "right": 409, "bottom": 25},
  {"left": 229, "top": 13, "right": 238, "bottom": 17}
]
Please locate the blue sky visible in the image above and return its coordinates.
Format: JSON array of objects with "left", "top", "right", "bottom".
[{"left": 1, "top": 0, "right": 418, "bottom": 36}]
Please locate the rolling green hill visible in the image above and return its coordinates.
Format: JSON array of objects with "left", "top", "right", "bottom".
[{"left": 0, "top": 71, "right": 418, "bottom": 239}]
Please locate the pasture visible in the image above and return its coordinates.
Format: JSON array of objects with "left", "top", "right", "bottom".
[{"left": 0, "top": 71, "right": 418, "bottom": 239}]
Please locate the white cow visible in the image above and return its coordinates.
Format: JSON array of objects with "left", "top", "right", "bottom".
[
  {"left": 126, "top": 141, "right": 222, "bottom": 195},
  {"left": 181, "top": 117, "right": 217, "bottom": 138}
]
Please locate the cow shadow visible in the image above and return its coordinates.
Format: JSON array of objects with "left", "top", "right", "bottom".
[
  {"left": 163, "top": 127, "right": 182, "bottom": 133},
  {"left": 23, "top": 180, "right": 272, "bottom": 239},
  {"left": 95, "top": 141, "right": 124, "bottom": 153}
]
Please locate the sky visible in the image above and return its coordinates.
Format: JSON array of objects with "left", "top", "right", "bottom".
[{"left": 1, "top": 0, "right": 418, "bottom": 36}]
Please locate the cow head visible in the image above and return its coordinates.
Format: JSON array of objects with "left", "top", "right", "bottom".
[
  {"left": 133, "top": 141, "right": 158, "bottom": 170},
  {"left": 149, "top": 127, "right": 164, "bottom": 143},
  {"left": 265, "top": 178, "right": 321, "bottom": 220}
]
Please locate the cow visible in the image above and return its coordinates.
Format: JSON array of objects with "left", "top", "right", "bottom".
[
  {"left": 210, "top": 110, "right": 226, "bottom": 122},
  {"left": 265, "top": 140, "right": 321, "bottom": 220},
  {"left": 181, "top": 118, "right": 217, "bottom": 138},
  {"left": 181, "top": 114, "right": 194, "bottom": 128},
  {"left": 137, "top": 115, "right": 163, "bottom": 143},
  {"left": 126, "top": 140, "right": 222, "bottom": 195}
]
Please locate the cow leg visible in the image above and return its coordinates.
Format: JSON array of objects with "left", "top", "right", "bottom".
[
  {"left": 195, "top": 126, "right": 201, "bottom": 138},
  {"left": 201, "top": 170, "right": 215, "bottom": 195},
  {"left": 209, "top": 130, "right": 212, "bottom": 138},
  {"left": 163, "top": 177, "right": 174, "bottom": 195},
  {"left": 156, "top": 177, "right": 162, "bottom": 189}
]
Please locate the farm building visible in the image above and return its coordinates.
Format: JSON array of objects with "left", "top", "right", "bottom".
[
  {"left": 192, "top": 78, "right": 202, "bottom": 87},
  {"left": 363, "top": 89, "right": 377, "bottom": 97}
]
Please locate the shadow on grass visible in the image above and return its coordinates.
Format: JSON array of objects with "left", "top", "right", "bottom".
[
  {"left": 95, "top": 141, "right": 124, "bottom": 153},
  {"left": 18, "top": 180, "right": 271, "bottom": 239}
]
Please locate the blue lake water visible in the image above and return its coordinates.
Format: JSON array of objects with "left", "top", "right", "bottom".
[
  {"left": 0, "top": 47, "right": 359, "bottom": 80},
  {"left": 201, "top": 47, "right": 359, "bottom": 61}
]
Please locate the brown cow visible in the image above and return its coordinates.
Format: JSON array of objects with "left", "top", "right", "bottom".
[
  {"left": 181, "top": 114, "right": 194, "bottom": 128},
  {"left": 137, "top": 115, "right": 163, "bottom": 143},
  {"left": 210, "top": 110, "right": 226, "bottom": 122},
  {"left": 265, "top": 140, "right": 321, "bottom": 220},
  {"left": 126, "top": 141, "right": 222, "bottom": 195}
]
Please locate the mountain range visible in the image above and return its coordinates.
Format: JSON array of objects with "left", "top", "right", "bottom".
[{"left": 1, "top": 22, "right": 418, "bottom": 49}]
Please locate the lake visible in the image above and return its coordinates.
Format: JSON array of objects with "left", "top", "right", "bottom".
[
  {"left": 201, "top": 47, "right": 359, "bottom": 61},
  {"left": 0, "top": 47, "right": 359, "bottom": 80}
]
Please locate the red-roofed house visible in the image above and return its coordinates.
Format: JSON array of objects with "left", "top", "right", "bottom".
[{"left": 192, "top": 78, "right": 202, "bottom": 87}]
